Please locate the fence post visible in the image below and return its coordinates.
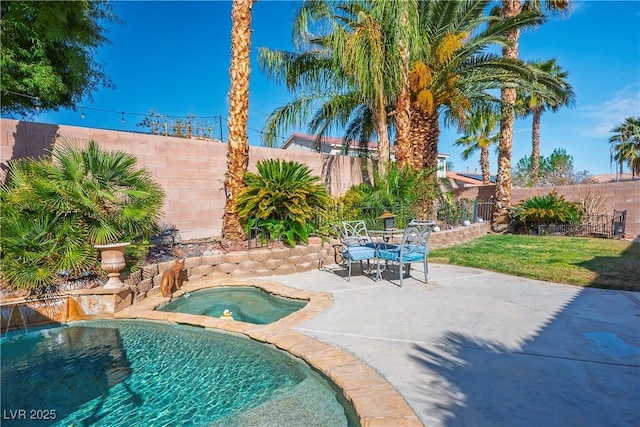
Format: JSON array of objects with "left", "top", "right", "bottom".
[{"left": 473, "top": 197, "right": 479, "bottom": 222}]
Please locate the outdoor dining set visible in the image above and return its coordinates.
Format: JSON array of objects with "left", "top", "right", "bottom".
[{"left": 333, "top": 219, "right": 435, "bottom": 286}]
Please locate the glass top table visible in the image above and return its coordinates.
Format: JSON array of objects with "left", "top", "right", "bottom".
[{"left": 368, "top": 229, "right": 405, "bottom": 243}]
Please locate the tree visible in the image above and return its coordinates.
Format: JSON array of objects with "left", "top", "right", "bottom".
[
  {"left": 512, "top": 148, "right": 592, "bottom": 187},
  {"left": 609, "top": 117, "right": 640, "bottom": 178},
  {"left": 492, "top": 0, "right": 572, "bottom": 232},
  {"left": 454, "top": 105, "right": 500, "bottom": 184},
  {"left": 516, "top": 58, "right": 575, "bottom": 185},
  {"left": 259, "top": 0, "right": 419, "bottom": 176},
  {"left": 224, "top": 0, "right": 254, "bottom": 241},
  {"left": 406, "top": 0, "right": 543, "bottom": 175},
  {"left": 0, "top": 1, "right": 118, "bottom": 115},
  {"left": 1, "top": 139, "right": 164, "bottom": 290}
]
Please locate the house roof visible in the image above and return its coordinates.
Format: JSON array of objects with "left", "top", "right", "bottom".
[{"left": 447, "top": 171, "right": 496, "bottom": 185}]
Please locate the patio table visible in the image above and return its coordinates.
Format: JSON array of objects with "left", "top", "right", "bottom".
[{"left": 368, "top": 229, "right": 405, "bottom": 243}]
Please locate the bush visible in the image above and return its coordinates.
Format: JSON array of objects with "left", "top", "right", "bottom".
[
  {"left": 512, "top": 190, "right": 583, "bottom": 233},
  {"left": 1, "top": 139, "right": 164, "bottom": 290},
  {"left": 236, "top": 159, "right": 330, "bottom": 247},
  {"left": 339, "top": 164, "right": 438, "bottom": 229}
]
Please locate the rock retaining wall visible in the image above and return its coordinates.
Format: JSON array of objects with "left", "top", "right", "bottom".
[{"left": 124, "top": 223, "right": 490, "bottom": 308}]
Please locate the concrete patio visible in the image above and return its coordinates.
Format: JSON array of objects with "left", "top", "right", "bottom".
[{"left": 275, "top": 262, "right": 640, "bottom": 427}]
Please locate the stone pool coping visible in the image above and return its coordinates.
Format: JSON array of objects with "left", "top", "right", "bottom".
[{"left": 114, "top": 276, "right": 422, "bottom": 427}]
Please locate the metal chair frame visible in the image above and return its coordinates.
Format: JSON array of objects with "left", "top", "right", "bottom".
[
  {"left": 335, "top": 220, "right": 378, "bottom": 282},
  {"left": 376, "top": 220, "right": 433, "bottom": 286}
]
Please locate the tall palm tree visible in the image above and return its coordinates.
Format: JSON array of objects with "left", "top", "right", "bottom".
[
  {"left": 259, "top": 0, "right": 418, "bottom": 176},
  {"left": 224, "top": 0, "right": 254, "bottom": 241},
  {"left": 517, "top": 58, "right": 575, "bottom": 185},
  {"left": 609, "top": 116, "right": 640, "bottom": 178},
  {"left": 454, "top": 106, "right": 500, "bottom": 184},
  {"left": 493, "top": 0, "right": 572, "bottom": 232}
]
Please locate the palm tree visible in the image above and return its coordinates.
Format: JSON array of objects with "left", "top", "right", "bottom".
[
  {"left": 492, "top": 0, "right": 572, "bottom": 232},
  {"left": 259, "top": 0, "right": 418, "bottom": 176},
  {"left": 609, "top": 117, "right": 640, "bottom": 178},
  {"left": 454, "top": 106, "right": 500, "bottom": 184},
  {"left": 224, "top": 0, "right": 254, "bottom": 241},
  {"left": 407, "top": 0, "right": 543, "bottom": 174},
  {"left": 517, "top": 58, "right": 575, "bottom": 185}
]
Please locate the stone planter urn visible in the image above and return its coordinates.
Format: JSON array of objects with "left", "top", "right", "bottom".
[{"left": 94, "top": 243, "right": 130, "bottom": 289}]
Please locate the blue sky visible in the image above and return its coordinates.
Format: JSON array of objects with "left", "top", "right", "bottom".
[{"left": 23, "top": 0, "right": 640, "bottom": 175}]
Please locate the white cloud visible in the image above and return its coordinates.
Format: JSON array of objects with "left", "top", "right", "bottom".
[{"left": 578, "top": 81, "right": 640, "bottom": 137}]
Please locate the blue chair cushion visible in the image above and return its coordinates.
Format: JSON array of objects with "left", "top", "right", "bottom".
[
  {"left": 377, "top": 245, "right": 427, "bottom": 263},
  {"left": 343, "top": 245, "right": 376, "bottom": 261}
]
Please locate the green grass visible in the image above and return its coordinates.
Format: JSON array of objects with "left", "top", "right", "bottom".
[{"left": 429, "top": 235, "right": 640, "bottom": 291}]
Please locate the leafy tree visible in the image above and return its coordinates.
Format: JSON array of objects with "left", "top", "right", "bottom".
[
  {"left": 1, "top": 0, "right": 118, "bottom": 115},
  {"left": 224, "top": 0, "right": 254, "bottom": 241},
  {"left": 512, "top": 148, "right": 593, "bottom": 187},
  {"left": 516, "top": 58, "right": 575, "bottom": 185},
  {"left": 609, "top": 116, "right": 640, "bottom": 178},
  {"left": 1, "top": 139, "right": 164, "bottom": 291},
  {"left": 405, "top": 0, "right": 541, "bottom": 173},
  {"left": 492, "top": 0, "right": 572, "bottom": 232},
  {"left": 235, "top": 159, "right": 330, "bottom": 247}
]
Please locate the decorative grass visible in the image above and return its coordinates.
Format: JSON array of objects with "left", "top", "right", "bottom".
[{"left": 429, "top": 234, "right": 640, "bottom": 291}]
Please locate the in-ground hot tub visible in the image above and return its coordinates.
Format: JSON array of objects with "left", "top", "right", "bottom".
[{"left": 156, "top": 286, "right": 307, "bottom": 324}]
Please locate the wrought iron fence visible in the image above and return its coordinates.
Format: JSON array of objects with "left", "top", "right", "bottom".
[
  {"left": 329, "top": 197, "right": 493, "bottom": 232},
  {"left": 535, "top": 210, "right": 627, "bottom": 238}
]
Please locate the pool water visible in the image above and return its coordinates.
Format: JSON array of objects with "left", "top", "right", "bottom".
[
  {"left": 1, "top": 320, "right": 358, "bottom": 427},
  {"left": 157, "top": 286, "right": 307, "bottom": 324}
]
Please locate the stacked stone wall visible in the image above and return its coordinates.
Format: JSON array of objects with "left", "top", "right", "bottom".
[{"left": 124, "top": 242, "right": 338, "bottom": 304}]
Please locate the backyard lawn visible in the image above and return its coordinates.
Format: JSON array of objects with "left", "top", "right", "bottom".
[{"left": 429, "top": 234, "right": 640, "bottom": 291}]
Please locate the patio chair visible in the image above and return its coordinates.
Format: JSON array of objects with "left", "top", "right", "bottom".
[
  {"left": 375, "top": 220, "right": 433, "bottom": 286},
  {"left": 335, "top": 220, "right": 378, "bottom": 282}
]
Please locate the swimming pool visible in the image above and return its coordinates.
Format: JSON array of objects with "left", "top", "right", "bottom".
[
  {"left": 1, "top": 320, "right": 358, "bottom": 426},
  {"left": 156, "top": 286, "right": 307, "bottom": 324}
]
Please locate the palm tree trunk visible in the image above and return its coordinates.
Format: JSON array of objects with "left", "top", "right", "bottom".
[
  {"left": 492, "top": 0, "right": 522, "bottom": 233},
  {"left": 480, "top": 145, "right": 490, "bottom": 184},
  {"left": 531, "top": 108, "right": 541, "bottom": 186},
  {"left": 224, "top": 0, "right": 254, "bottom": 241},
  {"left": 422, "top": 114, "right": 440, "bottom": 174},
  {"left": 409, "top": 103, "right": 428, "bottom": 170},
  {"left": 394, "top": 85, "right": 411, "bottom": 169},
  {"left": 394, "top": 6, "right": 412, "bottom": 170},
  {"left": 409, "top": 104, "right": 439, "bottom": 175}
]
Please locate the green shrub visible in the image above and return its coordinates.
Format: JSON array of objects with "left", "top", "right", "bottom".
[
  {"left": 512, "top": 190, "right": 583, "bottom": 233},
  {"left": 339, "top": 164, "right": 438, "bottom": 229},
  {"left": 1, "top": 139, "right": 164, "bottom": 290},
  {"left": 236, "top": 159, "right": 330, "bottom": 247}
]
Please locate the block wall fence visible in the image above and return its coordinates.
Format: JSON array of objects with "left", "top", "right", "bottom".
[
  {"left": 1, "top": 119, "right": 374, "bottom": 240},
  {"left": 455, "top": 182, "right": 639, "bottom": 238},
  {"left": 2, "top": 118, "right": 638, "bottom": 239}
]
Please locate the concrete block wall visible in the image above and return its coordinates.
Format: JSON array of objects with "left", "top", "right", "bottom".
[
  {"left": 454, "top": 182, "right": 639, "bottom": 239},
  {"left": 1, "top": 119, "right": 373, "bottom": 240}
]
